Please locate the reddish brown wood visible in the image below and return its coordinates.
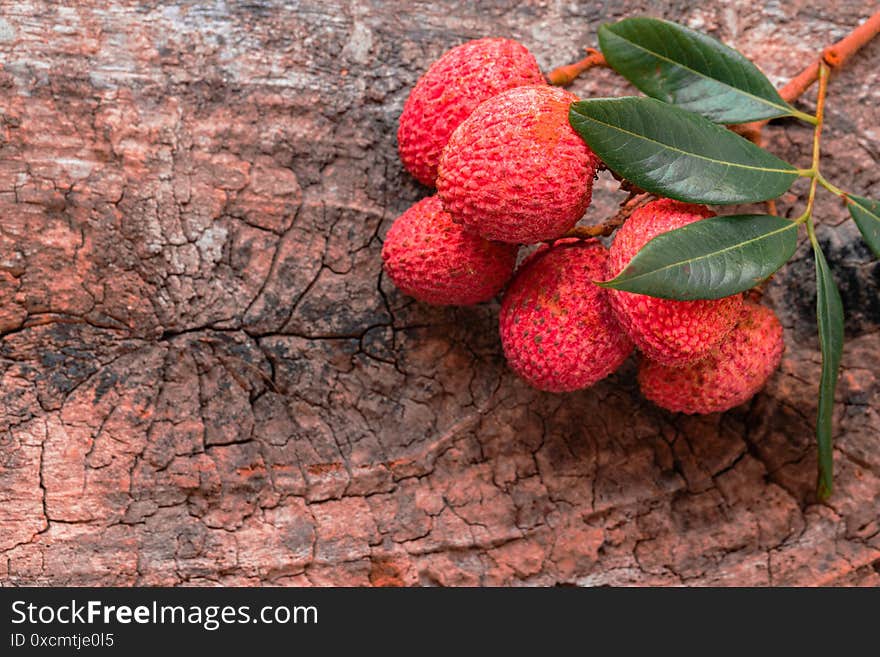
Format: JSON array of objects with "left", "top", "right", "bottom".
[{"left": 0, "top": 2, "right": 878, "bottom": 586}]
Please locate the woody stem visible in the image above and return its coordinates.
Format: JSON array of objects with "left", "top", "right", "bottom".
[
  {"left": 547, "top": 48, "right": 607, "bottom": 86},
  {"left": 737, "top": 10, "right": 880, "bottom": 142}
]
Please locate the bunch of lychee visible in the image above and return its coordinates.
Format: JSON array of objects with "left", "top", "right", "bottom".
[{"left": 383, "top": 38, "right": 784, "bottom": 414}]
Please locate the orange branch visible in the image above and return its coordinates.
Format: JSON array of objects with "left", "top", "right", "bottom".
[
  {"left": 821, "top": 9, "right": 880, "bottom": 71},
  {"left": 548, "top": 13, "right": 880, "bottom": 216},
  {"left": 777, "top": 61, "right": 821, "bottom": 105},
  {"left": 773, "top": 11, "right": 880, "bottom": 107},
  {"left": 547, "top": 48, "right": 607, "bottom": 86},
  {"left": 737, "top": 10, "right": 880, "bottom": 142}
]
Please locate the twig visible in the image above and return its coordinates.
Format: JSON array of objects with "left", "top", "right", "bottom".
[
  {"left": 548, "top": 12, "right": 879, "bottom": 135},
  {"left": 547, "top": 14, "right": 879, "bottom": 221},
  {"left": 551, "top": 192, "right": 654, "bottom": 241},
  {"left": 734, "top": 10, "right": 880, "bottom": 144},
  {"left": 547, "top": 48, "right": 607, "bottom": 86},
  {"left": 752, "top": 63, "right": 832, "bottom": 294}
]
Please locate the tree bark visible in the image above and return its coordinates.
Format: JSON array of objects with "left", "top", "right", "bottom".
[{"left": 1, "top": 1, "right": 878, "bottom": 586}]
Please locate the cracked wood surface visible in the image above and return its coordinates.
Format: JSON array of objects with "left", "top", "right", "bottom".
[{"left": 1, "top": 1, "right": 878, "bottom": 586}]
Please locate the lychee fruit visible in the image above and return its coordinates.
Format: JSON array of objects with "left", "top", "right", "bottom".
[
  {"left": 638, "top": 301, "right": 784, "bottom": 414},
  {"left": 437, "top": 85, "right": 599, "bottom": 244},
  {"left": 607, "top": 198, "right": 744, "bottom": 365},
  {"left": 499, "top": 239, "right": 633, "bottom": 392},
  {"left": 397, "top": 38, "right": 545, "bottom": 187},
  {"left": 382, "top": 195, "right": 518, "bottom": 306}
]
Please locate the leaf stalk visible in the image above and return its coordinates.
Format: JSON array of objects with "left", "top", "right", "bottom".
[{"left": 817, "top": 173, "right": 846, "bottom": 198}]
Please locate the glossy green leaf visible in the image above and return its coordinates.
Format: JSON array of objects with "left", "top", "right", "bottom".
[
  {"left": 847, "top": 194, "right": 880, "bottom": 258},
  {"left": 601, "top": 214, "right": 798, "bottom": 300},
  {"left": 598, "top": 18, "right": 806, "bottom": 124},
  {"left": 811, "top": 237, "right": 844, "bottom": 500},
  {"left": 569, "top": 97, "right": 799, "bottom": 204}
]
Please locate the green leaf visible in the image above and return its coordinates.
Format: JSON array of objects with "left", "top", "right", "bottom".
[
  {"left": 569, "top": 97, "right": 799, "bottom": 205},
  {"left": 598, "top": 18, "right": 807, "bottom": 124},
  {"left": 847, "top": 194, "right": 880, "bottom": 258},
  {"left": 811, "top": 237, "right": 844, "bottom": 500},
  {"left": 601, "top": 214, "right": 798, "bottom": 300}
]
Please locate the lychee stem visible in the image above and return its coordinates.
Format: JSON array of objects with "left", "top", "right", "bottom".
[
  {"left": 553, "top": 192, "right": 654, "bottom": 241},
  {"left": 784, "top": 10, "right": 880, "bottom": 103},
  {"left": 547, "top": 48, "right": 607, "bottom": 86},
  {"left": 735, "top": 10, "right": 880, "bottom": 143},
  {"left": 795, "top": 63, "right": 830, "bottom": 225},
  {"left": 550, "top": 12, "right": 878, "bottom": 119},
  {"left": 816, "top": 173, "right": 846, "bottom": 199}
]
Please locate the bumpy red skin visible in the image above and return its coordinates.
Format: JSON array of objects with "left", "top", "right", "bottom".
[
  {"left": 437, "top": 85, "right": 599, "bottom": 244},
  {"left": 639, "top": 302, "right": 784, "bottom": 414},
  {"left": 382, "top": 196, "right": 518, "bottom": 306},
  {"left": 397, "top": 38, "right": 545, "bottom": 187},
  {"left": 499, "top": 239, "right": 633, "bottom": 392},
  {"left": 607, "top": 198, "right": 744, "bottom": 365}
]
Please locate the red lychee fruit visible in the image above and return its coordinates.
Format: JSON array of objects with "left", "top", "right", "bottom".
[
  {"left": 499, "top": 239, "right": 633, "bottom": 392},
  {"left": 607, "top": 198, "right": 744, "bottom": 365},
  {"left": 397, "top": 38, "right": 545, "bottom": 187},
  {"left": 437, "top": 85, "right": 599, "bottom": 244},
  {"left": 638, "top": 301, "right": 784, "bottom": 414},
  {"left": 382, "top": 195, "right": 518, "bottom": 306}
]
